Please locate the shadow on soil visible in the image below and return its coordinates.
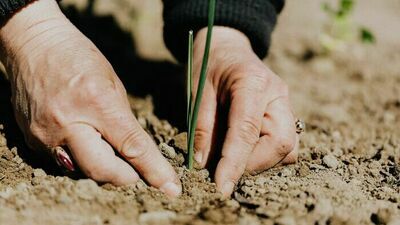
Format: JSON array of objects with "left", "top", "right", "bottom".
[{"left": 62, "top": 1, "right": 187, "bottom": 129}]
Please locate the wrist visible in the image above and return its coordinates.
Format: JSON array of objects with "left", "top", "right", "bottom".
[
  {"left": 195, "top": 26, "right": 253, "bottom": 55},
  {"left": 0, "top": 0, "right": 66, "bottom": 67},
  {"left": 194, "top": 26, "right": 257, "bottom": 80}
]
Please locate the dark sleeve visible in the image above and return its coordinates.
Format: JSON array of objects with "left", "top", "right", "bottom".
[
  {"left": 0, "top": 0, "right": 34, "bottom": 18},
  {"left": 162, "top": 0, "right": 285, "bottom": 62}
]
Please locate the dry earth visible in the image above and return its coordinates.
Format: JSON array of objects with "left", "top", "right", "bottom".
[{"left": 0, "top": 0, "right": 399, "bottom": 224}]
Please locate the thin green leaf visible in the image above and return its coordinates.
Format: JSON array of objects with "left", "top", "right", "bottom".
[
  {"left": 187, "top": 30, "right": 194, "bottom": 152},
  {"left": 187, "top": 0, "right": 216, "bottom": 169}
]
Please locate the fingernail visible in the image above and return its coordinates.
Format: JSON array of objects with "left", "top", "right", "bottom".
[
  {"left": 57, "top": 152, "right": 75, "bottom": 171},
  {"left": 160, "top": 182, "right": 182, "bottom": 197},
  {"left": 220, "top": 181, "right": 235, "bottom": 198},
  {"left": 194, "top": 152, "right": 203, "bottom": 164}
]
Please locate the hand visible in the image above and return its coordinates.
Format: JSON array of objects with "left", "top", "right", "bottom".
[
  {"left": 0, "top": 0, "right": 181, "bottom": 196},
  {"left": 193, "top": 27, "right": 298, "bottom": 198}
]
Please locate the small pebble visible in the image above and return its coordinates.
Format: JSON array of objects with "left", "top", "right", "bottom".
[
  {"left": 159, "top": 143, "right": 176, "bottom": 159},
  {"left": 280, "top": 168, "right": 292, "bottom": 177},
  {"left": 255, "top": 177, "right": 267, "bottom": 186},
  {"left": 33, "top": 169, "right": 46, "bottom": 178},
  {"left": 298, "top": 164, "right": 311, "bottom": 176},
  {"left": 31, "top": 177, "right": 41, "bottom": 186},
  {"left": 322, "top": 154, "right": 339, "bottom": 169},
  {"left": 0, "top": 135, "right": 6, "bottom": 147}
]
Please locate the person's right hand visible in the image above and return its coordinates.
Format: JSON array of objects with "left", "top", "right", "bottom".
[{"left": 0, "top": 0, "right": 181, "bottom": 196}]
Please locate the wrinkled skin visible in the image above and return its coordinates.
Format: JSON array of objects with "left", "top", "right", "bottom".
[{"left": 0, "top": 0, "right": 297, "bottom": 198}]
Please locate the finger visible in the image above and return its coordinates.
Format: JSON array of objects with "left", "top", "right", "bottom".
[
  {"left": 246, "top": 96, "right": 297, "bottom": 173},
  {"left": 101, "top": 110, "right": 181, "bottom": 197},
  {"left": 65, "top": 124, "right": 139, "bottom": 185},
  {"left": 215, "top": 87, "right": 264, "bottom": 198},
  {"left": 193, "top": 83, "right": 218, "bottom": 168}
]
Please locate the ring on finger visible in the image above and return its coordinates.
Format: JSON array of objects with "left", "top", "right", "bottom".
[{"left": 295, "top": 119, "right": 305, "bottom": 134}]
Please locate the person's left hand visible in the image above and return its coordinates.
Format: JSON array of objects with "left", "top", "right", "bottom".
[{"left": 192, "top": 27, "right": 299, "bottom": 198}]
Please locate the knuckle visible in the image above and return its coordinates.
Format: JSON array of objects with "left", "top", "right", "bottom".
[
  {"left": 233, "top": 74, "right": 269, "bottom": 94},
  {"left": 81, "top": 79, "right": 101, "bottom": 98},
  {"left": 79, "top": 77, "right": 118, "bottom": 107},
  {"left": 119, "top": 129, "right": 149, "bottom": 159}
]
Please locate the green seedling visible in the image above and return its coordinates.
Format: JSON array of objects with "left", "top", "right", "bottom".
[
  {"left": 321, "top": 0, "right": 375, "bottom": 52},
  {"left": 186, "top": 0, "right": 216, "bottom": 169},
  {"left": 187, "top": 30, "right": 194, "bottom": 155}
]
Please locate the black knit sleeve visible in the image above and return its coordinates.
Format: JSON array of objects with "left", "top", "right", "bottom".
[
  {"left": 0, "top": 0, "right": 34, "bottom": 18},
  {"left": 163, "top": 0, "right": 285, "bottom": 62}
]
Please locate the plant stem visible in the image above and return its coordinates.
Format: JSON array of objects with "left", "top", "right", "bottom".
[
  {"left": 187, "top": 0, "right": 216, "bottom": 169},
  {"left": 187, "top": 30, "right": 194, "bottom": 152}
]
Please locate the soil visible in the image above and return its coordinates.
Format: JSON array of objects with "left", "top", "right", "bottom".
[{"left": 0, "top": 0, "right": 399, "bottom": 224}]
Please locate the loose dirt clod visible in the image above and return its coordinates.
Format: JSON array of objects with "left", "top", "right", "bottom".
[
  {"left": 159, "top": 143, "right": 177, "bottom": 159},
  {"left": 322, "top": 154, "right": 339, "bottom": 169}
]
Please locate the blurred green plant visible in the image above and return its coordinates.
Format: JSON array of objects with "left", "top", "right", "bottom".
[
  {"left": 321, "top": 0, "right": 375, "bottom": 51},
  {"left": 186, "top": 0, "right": 216, "bottom": 169}
]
